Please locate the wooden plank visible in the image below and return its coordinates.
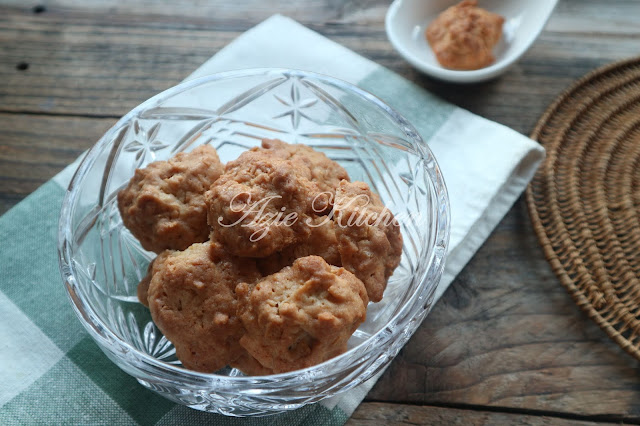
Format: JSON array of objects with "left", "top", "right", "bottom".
[
  {"left": 367, "top": 199, "right": 640, "bottom": 419},
  {"left": 1, "top": 1, "right": 639, "bottom": 136},
  {"left": 348, "top": 402, "right": 622, "bottom": 425},
  {"left": 1, "top": 0, "right": 358, "bottom": 22},
  {"left": 0, "top": 6, "right": 233, "bottom": 117},
  {"left": 0, "top": 113, "right": 115, "bottom": 214},
  {"left": 4, "top": 0, "right": 640, "bottom": 34},
  {"left": 546, "top": 0, "right": 640, "bottom": 35}
]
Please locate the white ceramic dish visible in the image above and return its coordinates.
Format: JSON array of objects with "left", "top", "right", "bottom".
[{"left": 385, "top": 0, "right": 558, "bottom": 83}]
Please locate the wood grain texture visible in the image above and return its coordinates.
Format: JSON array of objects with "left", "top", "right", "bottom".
[
  {"left": 2, "top": 0, "right": 640, "bottom": 422},
  {"left": 367, "top": 200, "right": 640, "bottom": 420},
  {"left": 0, "top": 113, "right": 115, "bottom": 213},
  {"left": 1, "top": 0, "right": 640, "bottom": 134},
  {"left": 348, "top": 403, "right": 622, "bottom": 425}
]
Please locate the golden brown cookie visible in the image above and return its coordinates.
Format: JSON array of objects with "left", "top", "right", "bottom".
[
  {"left": 236, "top": 256, "right": 368, "bottom": 373},
  {"left": 229, "top": 352, "right": 274, "bottom": 376},
  {"left": 261, "top": 138, "right": 350, "bottom": 196},
  {"left": 333, "top": 180, "right": 403, "bottom": 303},
  {"left": 205, "top": 148, "right": 330, "bottom": 258},
  {"left": 256, "top": 216, "right": 341, "bottom": 276},
  {"left": 137, "top": 250, "right": 173, "bottom": 307},
  {"left": 426, "top": 0, "right": 504, "bottom": 70},
  {"left": 118, "top": 145, "right": 224, "bottom": 253},
  {"left": 147, "top": 241, "right": 260, "bottom": 373}
]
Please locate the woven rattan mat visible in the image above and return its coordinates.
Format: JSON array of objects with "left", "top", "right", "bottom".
[{"left": 526, "top": 57, "right": 640, "bottom": 359}]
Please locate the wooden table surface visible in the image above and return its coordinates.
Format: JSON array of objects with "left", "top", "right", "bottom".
[{"left": 3, "top": 0, "right": 640, "bottom": 424}]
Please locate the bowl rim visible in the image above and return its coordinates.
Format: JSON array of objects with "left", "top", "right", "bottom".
[{"left": 58, "top": 67, "right": 451, "bottom": 386}]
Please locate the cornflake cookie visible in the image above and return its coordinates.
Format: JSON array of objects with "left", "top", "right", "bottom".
[
  {"left": 147, "top": 241, "right": 260, "bottom": 373},
  {"left": 334, "top": 180, "right": 403, "bottom": 303},
  {"left": 236, "top": 256, "right": 368, "bottom": 373},
  {"left": 262, "top": 139, "right": 350, "bottom": 196},
  {"left": 137, "top": 250, "right": 173, "bottom": 307},
  {"left": 426, "top": 0, "right": 504, "bottom": 70},
  {"left": 256, "top": 216, "right": 341, "bottom": 276},
  {"left": 118, "top": 145, "right": 223, "bottom": 253},
  {"left": 121, "top": 139, "right": 407, "bottom": 375},
  {"left": 230, "top": 352, "right": 274, "bottom": 376},
  {"left": 205, "top": 148, "right": 330, "bottom": 258}
]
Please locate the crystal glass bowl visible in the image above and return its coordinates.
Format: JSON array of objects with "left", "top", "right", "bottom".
[{"left": 58, "top": 69, "right": 450, "bottom": 416}]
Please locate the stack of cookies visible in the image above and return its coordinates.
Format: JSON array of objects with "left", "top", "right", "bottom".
[{"left": 118, "top": 139, "right": 403, "bottom": 375}]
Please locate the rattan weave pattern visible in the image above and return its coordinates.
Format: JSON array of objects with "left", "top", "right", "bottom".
[{"left": 526, "top": 57, "right": 640, "bottom": 360}]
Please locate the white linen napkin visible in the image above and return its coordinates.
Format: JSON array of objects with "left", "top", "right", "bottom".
[{"left": 52, "top": 14, "right": 544, "bottom": 421}]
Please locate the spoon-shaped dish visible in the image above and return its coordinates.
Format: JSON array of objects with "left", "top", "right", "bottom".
[{"left": 385, "top": 0, "right": 558, "bottom": 83}]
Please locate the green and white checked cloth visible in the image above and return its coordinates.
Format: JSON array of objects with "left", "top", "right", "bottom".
[{"left": 0, "top": 15, "right": 544, "bottom": 425}]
